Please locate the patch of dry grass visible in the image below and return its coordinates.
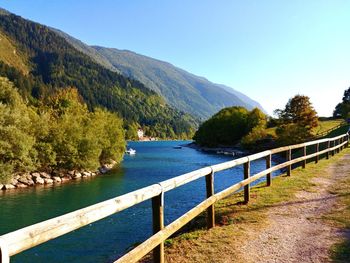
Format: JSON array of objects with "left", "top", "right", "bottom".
[{"left": 0, "top": 30, "right": 29, "bottom": 74}]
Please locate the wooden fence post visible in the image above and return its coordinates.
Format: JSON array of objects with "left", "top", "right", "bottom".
[
  {"left": 315, "top": 143, "right": 319, "bottom": 163},
  {"left": 337, "top": 139, "right": 340, "bottom": 153},
  {"left": 347, "top": 134, "right": 349, "bottom": 148},
  {"left": 326, "top": 140, "right": 330, "bottom": 159},
  {"left": 152, "top": 191, "right": 164, "bottom": 263},
  {"left": 244, "top": 161, "right": 250, "bottom": 203},
  {"left": 332, "top": 140, "right": 335, "bottom": 156},
  {"left": 287, "top": 148, "right": 291, "bottom": 176},
  {"left": 205, "top": 170, "right": 215, "bottom": 229},
  {"left": 302, "top": 146, "right": 306, "bottom": 168},
  {"left": 266, "top": 154, "right": 271, "bottom": 186},
  {"left": 0, "top": 238, "right": 10, "bottom": 263}
]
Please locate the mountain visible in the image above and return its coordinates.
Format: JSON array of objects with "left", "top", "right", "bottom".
[
  {"left": 53, "top": 30, "right": 265, "bottom": 119},
  {"left": 0, "top": 9, "right": 197, "bottom": 138}
]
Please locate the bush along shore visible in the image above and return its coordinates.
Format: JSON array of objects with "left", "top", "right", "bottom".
[{"left": 0, "top": 163, "right": 114, "bottom": 191}]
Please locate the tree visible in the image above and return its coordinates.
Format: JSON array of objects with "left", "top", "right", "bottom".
[
  {"left": 333, "top": 87, "right": 350, "bottom": 119},
  {"left": 0, "top": 77, "right": 38, "bottom": 182},
  {"left": 193, "top": 107, "right": 267, "bottom": 147},
  {"left": 275, "top": 95, "right": 318, "bottom": 130},
  {"left": 275, "top": 95, "right": 318, "bottom": 145}
]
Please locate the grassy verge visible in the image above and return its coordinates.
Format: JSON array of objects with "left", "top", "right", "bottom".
[
  {"left": 312, "top": 119, "right": 345, "bottom": 135},
  {"left": 163, "top": 147, "right": 350, "bottom": 262},
  {"left": 323, "top": 158, "right": 350, "bottom": 262}
]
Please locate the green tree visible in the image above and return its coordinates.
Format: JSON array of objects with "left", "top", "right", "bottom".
[
  {"left": 0, "top": 77, "right": 37, "bottom": 181},
  {"left": 193, "top": 107, "right": 267, "bottom": 147},
  {"left": 333, "top": 87, "right": 350, "bottom": 119},
  {"left": 275, "top": 95, "right": 318, "bottom": 145},
  {"left": 275, "top": 95, "right": 318, "bottom": 130}
]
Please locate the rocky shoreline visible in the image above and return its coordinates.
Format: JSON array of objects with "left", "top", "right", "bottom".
[{"left": 0, "top": 164, "right": 114, "bottom": 191}]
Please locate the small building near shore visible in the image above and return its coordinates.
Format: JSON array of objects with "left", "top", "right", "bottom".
[{"left": 137, "top": 129, "right": 144, "bottom": 140}]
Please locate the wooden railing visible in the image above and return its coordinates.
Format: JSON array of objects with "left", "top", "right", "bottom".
[{"left": 0, "top": 133, "right": 349, "bottom": 263}]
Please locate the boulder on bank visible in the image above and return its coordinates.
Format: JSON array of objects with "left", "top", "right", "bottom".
[
  {"left": 10, "top": 178, "right": 18, "bottom": 186},
  {"left": 40, "top": 172, "right": 51, "bottom": 179},
  {"left": 18, "top": 175, "right": 35, "bottom": 186},
  {"left": 16, "top": 183, "right": 28, "bottom": 188},
  {"left": 82, "top": 171, "right": 91, "bottom": 177},
  {"left": 52, "top": 176, "right": 62, "bottom": 183},
  {"left": 4, "top": 184, "right": 16, "bottom": 190},
  {"left": 44, "top": 178, "right": 54, "bottom": 184},
  {"left": 33, "top": 176, "right": 45, "bottom": 185},
  {"left": 72, "top": 172, "right": 82, "bottom": 179}
]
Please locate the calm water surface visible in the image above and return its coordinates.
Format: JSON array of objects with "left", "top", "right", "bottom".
[{"left": 0, "top": 141, "right": 281, "bottom": 262}]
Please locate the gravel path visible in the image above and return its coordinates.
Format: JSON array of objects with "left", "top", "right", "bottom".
[{"left": 237, "top": 154, "right": 350, "bottom": 263}]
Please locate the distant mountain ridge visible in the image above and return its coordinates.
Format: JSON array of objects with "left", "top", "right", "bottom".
[{"left": 54, "top": 30, "right": 265, "bottom": 119}]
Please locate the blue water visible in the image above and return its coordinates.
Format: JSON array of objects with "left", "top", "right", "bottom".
[{"left": 0, "top": 141, "right": 281, "bottom": 262}]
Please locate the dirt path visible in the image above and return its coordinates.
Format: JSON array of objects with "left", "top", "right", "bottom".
[
  {"left": 236, "top": 154, "right": 350, "bottom": 263},
  {"left": 165, "top": 153, "right": 350, "bottom": 263}
]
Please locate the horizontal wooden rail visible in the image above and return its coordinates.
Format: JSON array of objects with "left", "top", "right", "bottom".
[
  {"left": 0, "top": 184, "right": 163, "bottom": 256},
  {"left": 1, "top": 133, "right": 349, "bottom": 263}
]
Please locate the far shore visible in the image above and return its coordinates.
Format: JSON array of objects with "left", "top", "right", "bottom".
[{"left": 182, "top": 142, "right": 248, "bottom": 157}]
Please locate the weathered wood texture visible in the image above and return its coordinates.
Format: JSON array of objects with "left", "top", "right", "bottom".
[
  {"left": 152, "top": 192, "right": 164, "bottom": 263},
  {"left": 287, "top": 148, "right": 291, "bottom": 176},
  {"left": 205, "top": 170, "right": 215, "bottom": 229},
  {"left": 266, "top": 154, "right": 271, "bottom": 186},
  {"left": 244, "top": 161, "right": 250, "bottom": 203},
  {"left": 0, "top": 133, "right": 348, "bottom": 263}
]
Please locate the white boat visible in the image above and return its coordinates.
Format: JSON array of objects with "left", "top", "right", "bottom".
[{"left": 126, "top": 148, "right": 136, "bottom": 155}]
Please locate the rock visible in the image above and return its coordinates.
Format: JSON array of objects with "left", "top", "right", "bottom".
[
  {"left": 68, "top": 170, "right": 75, "bottom": 176},
  {"left": 25, "top": 173, "right": 33, "bottom": 180},
  {"left": 31, "top": 172, "right": 41, "bottom": 178},
  {"left": 18, "top": 175, "right": 29, "bottom": 185},
  {"left": 34, "top": 176, "right": 45, "bottom": 185},
  {"left": 52, "top": 176, "right": 62, "bottom": 183},
  {"left": 99, "top": 166, "right": 109, "bottom": 174},
  {"left": 16, "top": 183, "right": 28, "bottom": 188},
  {"left": 14, "top": 174, "right": 21, "bottom": 180},
  {"left": 82, "top": 171, "right": 91, "bottom": 177},
  {"left": 10, "top": 178, "right": 18, "bottom": 186},
  {"left": 40, "top": 172, "right": 51, "bottom": 179},
  {"left": 0, "top": 184, "right": 3, "bottom": 190},
  {"left": 73, "top": 172, "right": 82, "bottom": 179},
  {"left": 44, "top": 178, "right": 54, "bottom": 184},
  {"left": 91, "top": 172, "right": 96, "bottom": 176},
  {"left": 4, "top": 184, "right": 16, "bottom": 190},
  {"left": 61, "top": 177, "right": 70, "bottom": 182},
  {"left": 27, "top": 179, "right": 35, "bottom": 186}
]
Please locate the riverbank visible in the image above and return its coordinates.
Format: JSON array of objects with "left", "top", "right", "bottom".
[
  {"left": 183, "top": 141, "right": 248, "bottom": 157},
  {"left": 0, "top": 163, "right": 116, "bottom": 191},
  {"left": 162, "top": 148, "right": 350, "bottom": 262}
]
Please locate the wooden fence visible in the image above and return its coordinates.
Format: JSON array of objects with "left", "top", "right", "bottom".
[{"left": 0, "top": 133, "right": 349, "bottom": 263}]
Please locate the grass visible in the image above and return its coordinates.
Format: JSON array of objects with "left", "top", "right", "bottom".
[
  {"left": 266, "top": 119, "right": 346, "bottom": 138},
  {"left": 323, "top": 159, "right": 350, "bottom": 262},
  {"left": 312, "top": 119, "right": 345, "bottom": 136},
  {"left": 0, "top": 30, "right": 29, "bottom": 74},
  {"left": 162, "top": 147, "right": 350, "bottom": 262}
]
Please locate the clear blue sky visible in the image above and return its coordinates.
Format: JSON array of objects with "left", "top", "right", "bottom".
[{"left": 1, "top": 0, "right": 350, "bottom": 116}]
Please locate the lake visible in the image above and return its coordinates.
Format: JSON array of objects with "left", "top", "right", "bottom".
[{"left": 0, "top": 141, "right": 281, "bottom": 262}]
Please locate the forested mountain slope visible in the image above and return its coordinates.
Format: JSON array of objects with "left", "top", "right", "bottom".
[{"left": 0, "top": 9, "right": 196, "bottom": 138}]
